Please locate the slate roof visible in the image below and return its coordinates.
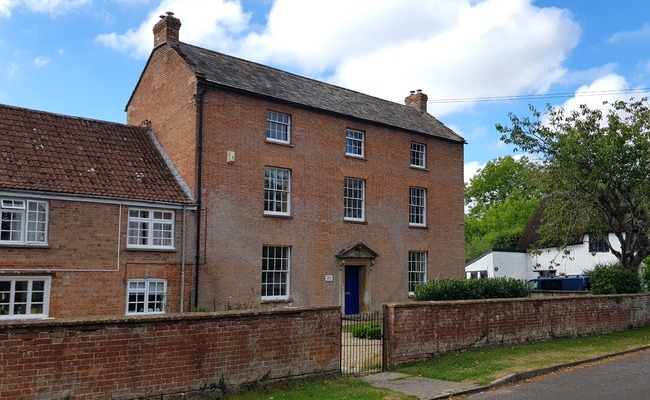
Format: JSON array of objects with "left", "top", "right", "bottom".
[
  {"left": 0, "top": 104, "right": 194, "bottom": 204},
  {"left": 165, "top": 41, "right": 464, "bottom": 143}
]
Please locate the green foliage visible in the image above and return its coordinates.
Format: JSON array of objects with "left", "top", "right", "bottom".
[
  {"left": 642, "top": 258, "right": 650, "bottom": 290},
  {"left": 350, "top": 323, "right": 382, "bottom": 340},
  {"left": 465, "top": 156, "right": 543, "bottom": 218},
  {"left": 497, "top": 98, "right": 650, "bottom": 272},
  {"left": 413, "top": 278, "right": 531, "bottom": 301},
  {"left": 191, "top": 307, "right": 214, "bottom": 312},
  {"left": 464, "top": 156, "right": 542, "bottom": 261},
  {"left": 588, "top": 263, "right": 642, "bottom": 294}
]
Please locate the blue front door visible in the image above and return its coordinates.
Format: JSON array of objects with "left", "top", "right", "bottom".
[{"left": 345, "top": 266, "right": 361, "bottom": 315}]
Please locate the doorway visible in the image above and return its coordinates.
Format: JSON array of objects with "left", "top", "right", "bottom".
[{"left": 344, "top": 265, "right": 362, "bottom": 315}]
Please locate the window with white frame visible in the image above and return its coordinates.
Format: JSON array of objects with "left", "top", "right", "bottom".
[
  {"left": 345, "top": 128, "right": 365, "bottom": 157},
  {"left": 267, "top": 111, "right": 291, "bottom": 143},
  {"left": 410, "top": 142, "right": 426, "bottom": 168},
  {"left": 1, "top": 199, "right": 48, "bottom": 245},
  {"left": 264, "top": 167, "right": 291, "bottom": 215},
  {"left": 261, "top": 245, "right": 290, "bottom": 300},
  {"left": 344, "top": 178, "right": 365, "bottom": 221},
  {"left": 127, "top": 209, "right": 174, "bottom": 249},
  {"left": 0, "top": 276, "right": 51, "bottom": 319},
  {"left": 126, "top": 279, "right": 166, "bottom": 314},
  {"left": 409, "top": 187, "right": 426, "bottom": 226},
  {"left": 408, "top": 251, "right": 427, "bottom": 295}
]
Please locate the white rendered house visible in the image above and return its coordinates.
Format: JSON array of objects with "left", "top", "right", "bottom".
[{"left": 465, "top": 233, "right": 620, "bottom": 280}]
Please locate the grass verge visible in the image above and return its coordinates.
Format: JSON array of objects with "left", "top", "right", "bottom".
[
  {"left": 219, "top": 326, "right": 650, "bottom": 399},
  {"left": 224, "top": 378, "right": 416, "bottom": 400},
  {"left": 394, "top": 325, "right": 650, "bottom": 386}
]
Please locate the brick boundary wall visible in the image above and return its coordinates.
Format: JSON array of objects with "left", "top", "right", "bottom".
[
  {"left": 0, "top": 306, "right": 340, "bottom": 399},
  {"left": 383, "top": 294, "right": 650, "bottom": 368}
]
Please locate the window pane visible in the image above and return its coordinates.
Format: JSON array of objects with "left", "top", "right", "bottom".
[
  {"left": 409, "top": 187, "right": 426, "bottom": 226},
  {"left": 345, "top": 129, "right": 364, "bottom": 156},
  {"left": 408, "top": 251, "right": 427, "bottom": 293},
  {"left": 264, "top": 168, "right": 290, "bottom": 215},
  {"left": 127, "top": 209, "right": 174, "bottom": 249},
  {"left": 261, "top": 246, "right": 290, "bottom": 299},
  {"left": 267, "top": 111, "right": 291, "bottom": 142},
  {"left": 410, "top": 142, "right": 426, "bottom": 168},
  {"left": 126, "top": 280, "right": 166, "bottom": 314},
  {"left": 344, "top": 178, "right": 365, "bottom": 220}
]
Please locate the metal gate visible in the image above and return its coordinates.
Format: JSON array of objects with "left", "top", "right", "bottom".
[{"left": 341, "top": 311, "right": 384, "bottom": 374}]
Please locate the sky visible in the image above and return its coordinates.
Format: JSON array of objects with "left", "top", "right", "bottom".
[{"left": 1, "top": 0, "right": 649, "bottom": 184}]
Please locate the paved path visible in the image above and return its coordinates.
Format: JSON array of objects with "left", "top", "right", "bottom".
[{"left": 360, "top": 372, "right": 477, "bottom": 399}]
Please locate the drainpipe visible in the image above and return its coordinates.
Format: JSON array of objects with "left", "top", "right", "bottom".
[
  {"left": 180, "top": 204, "right": 187, "bottom": 313},
  {"left": 194, "top": 84, "right": 206, "bottom": 309}
]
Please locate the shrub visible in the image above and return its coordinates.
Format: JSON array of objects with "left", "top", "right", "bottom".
[
  {"left": 350, "top": 323, "right": 382, "bottom": 340},
  {"left": 642, "top": 259, "right": 650, "bottom": 291},
  {"left": 413, "top": 277, "right": 531, "bottom": 301},
  {"left": 588, "top": 263, "right": 642, "bottom": 294}
]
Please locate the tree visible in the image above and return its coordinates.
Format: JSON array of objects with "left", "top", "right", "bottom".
[
  {"left": 465, "top": 156, "right": 542, "bottom": 217},
  {"left": 464, "top": 156, "right": 542, "bottom": 260},
  {"left": 497, "top": 98, "right": 650, "bottom": 272}
]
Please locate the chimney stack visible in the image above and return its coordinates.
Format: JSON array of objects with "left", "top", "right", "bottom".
[
  {"left": 405, "top": 89, "right": 428, "bottom": 112},
  {"left": 153, "top": 11, "right": 181, "bottom": 47}
]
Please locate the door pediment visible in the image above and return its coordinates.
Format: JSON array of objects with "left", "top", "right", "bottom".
[{"left": 335, "top": 242, "right": 378, "bottom": 260}]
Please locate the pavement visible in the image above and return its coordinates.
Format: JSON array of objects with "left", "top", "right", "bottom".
[{"left": 359, "top": 345, "right": 650, "bottom": 400}]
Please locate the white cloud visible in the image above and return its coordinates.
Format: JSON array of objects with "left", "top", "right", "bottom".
[
  {"left": 33, "top": 56, "right": 51, "bottom": 67},
  {"left": 464, "top": 160, "right": 484, "bottom": 184},
  {"left": 96, "top": 0, "right": 251, "bottom": 59},
  {"left": 0, "top": 0, "right": 89, "bottom": 17},
  {"left": 97, "top": 0, "right": 580, "bottom": 116},
  {"left": 240, "top": 0, "right": 580, "bottom": 116},
  {"left": 607, "top": 23, "right": 650, "bottom": 43},
  {"left": 0, "top": 0, "right": 20, "bottom": 17},
  {"left": 558, "top": 73, "right": 649, "bottom": 115}
]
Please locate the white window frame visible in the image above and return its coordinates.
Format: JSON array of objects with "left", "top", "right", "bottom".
[
  {"left": 409, "top": 187, "right": 427, "bottom": 226},
  {"left": 410, "top": 142, "right": 426, "bottom": 168},
  {"left": 127, "top": 208, "right": 175, "bottom": 249},
  {"left": 261, "top": 245, "right": 290, "bottom": 300},
  {"left": 1, "top": 198, "right": 48, "bottom": 245},
  {"left": 345, "top": 128, "right": 365, "bottom": 157},
  {"left": 125, "top": 279, "right": 167, "bottom": 315},
  {"left": 264, "top": 167, "right": 291, "bottom": 216},
  {"left": 266, "top": 111, "right": 291, "bottom": 144},
  {"left": 408, "top": 251, "right": 427, "bottom": 295},
  {"left": 0, "top": 276, "right": 51, "bottom": 320},
  {"left": 344, "top": 177, "right": 365, "bottom": 222}
]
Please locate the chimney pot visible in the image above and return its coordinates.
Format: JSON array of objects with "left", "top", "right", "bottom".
[
  {"left": 153, "top": 11, "right": 181, "bottom": 47},
  {"left": 405, "top": 90, "right": 428, "bottom": 113}
]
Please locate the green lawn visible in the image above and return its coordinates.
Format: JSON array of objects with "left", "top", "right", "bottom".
[{"left": 222, "top": 325, "right": 650, "bottom": 399}]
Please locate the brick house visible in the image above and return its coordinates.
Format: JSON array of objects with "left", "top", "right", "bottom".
[
  {"left": 126, "top": 13, "right": 465, "bottom": 314},
  {"left": 0, "top": 104, "right": 196, "bottom": 319}
]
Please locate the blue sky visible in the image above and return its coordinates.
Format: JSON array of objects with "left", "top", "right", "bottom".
[{"left": 1, "top": 0, "right": 649, "bottom": 182}]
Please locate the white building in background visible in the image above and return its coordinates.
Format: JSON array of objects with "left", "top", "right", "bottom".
[{"left": 465, "top": 233, "right": 620, "bottom": 280}]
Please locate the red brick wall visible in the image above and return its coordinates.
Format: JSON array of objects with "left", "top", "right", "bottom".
[
  {"left": 126, "top": 44, "right": 465, "bottom": 312},
  {"left": 126, "top": 45, "right": 199, "bottom": 192},
  {"left": 0, "top": 199, "right": 196, "bottom": 318},
  {"left": 0, "top": 307, "right": 340, "bottom": 400},
  {"left": 194, "top": 88, "right": 465, "bottom": 311},
  {"left": 383, "top": 294, "right": 650, "bottom": 367}
]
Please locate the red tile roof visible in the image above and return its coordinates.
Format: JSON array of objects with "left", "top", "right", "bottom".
[{"left": 0, "top": 104, "right": 194, "bottom": 204}]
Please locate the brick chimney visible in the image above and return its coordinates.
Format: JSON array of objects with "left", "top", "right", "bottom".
[
  {"left": 405, "top": 89, "right": 428, "bottom": 112},
  {"left": 153, "top": 11, "right": 181, "bottom": 47}
]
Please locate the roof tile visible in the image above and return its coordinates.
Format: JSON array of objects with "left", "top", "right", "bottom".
[
  {"left": 168, "top": 42, "right": 465, "bottom": 143},
  {"left": 0, "top": 104, "right": 193, "bottom": 205}
]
